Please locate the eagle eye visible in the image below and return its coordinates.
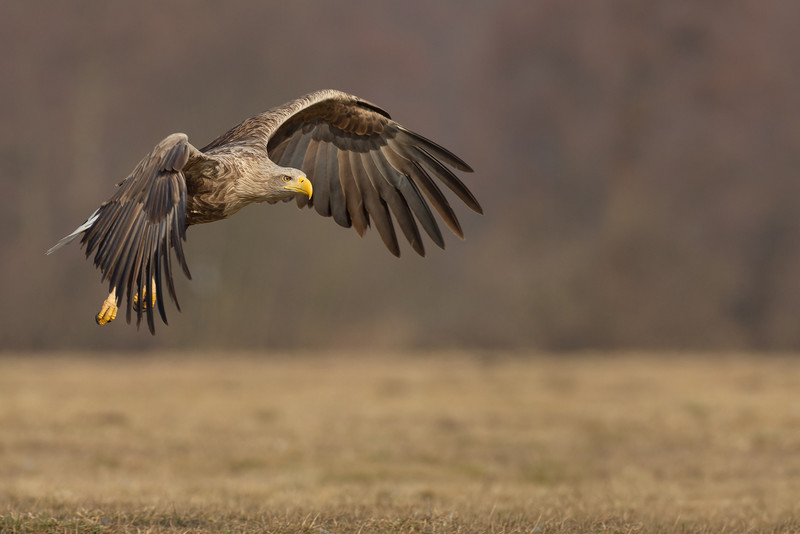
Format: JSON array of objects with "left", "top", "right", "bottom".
[{"left": 282, "top": 175, "right": 291, "bottom": 183}]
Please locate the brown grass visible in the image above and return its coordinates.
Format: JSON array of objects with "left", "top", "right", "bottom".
[{"left": 1, "top": 351, "right": 799, "bottom": 533}]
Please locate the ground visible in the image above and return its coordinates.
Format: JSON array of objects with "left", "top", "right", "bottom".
[{"left": 1, "top": 351, "right": 799, "bottom": 533}]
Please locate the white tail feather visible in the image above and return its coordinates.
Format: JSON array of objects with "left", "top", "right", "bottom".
[{"left": 46, "top": 210, "right": 100, "bottom": 255}]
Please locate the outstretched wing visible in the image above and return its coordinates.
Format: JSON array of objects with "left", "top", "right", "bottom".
[
  {"left": 53, "top": 133, "right": 197, "bottom": 333},
  {"left": 264, "top": 90, "right": 482, "bottom": 257}
]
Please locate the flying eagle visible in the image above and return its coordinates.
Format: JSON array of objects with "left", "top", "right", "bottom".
[{"left": 48, "top": 89, "right": 482, "bottom": 334}]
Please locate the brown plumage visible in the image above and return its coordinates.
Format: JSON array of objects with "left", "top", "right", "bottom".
[{"left": 47, "top": 89, "right": 482, "bottom": 333}]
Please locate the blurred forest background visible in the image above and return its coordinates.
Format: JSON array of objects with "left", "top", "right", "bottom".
[{"left": 1, "top": 0, "right": 799, "bottom": 352}]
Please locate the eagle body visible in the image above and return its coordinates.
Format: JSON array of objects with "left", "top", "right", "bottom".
[
  {"left": 183, "top": 148, "right": 273, "bottom": 225},
  {"left": 48, "top": 89, "right": 482, "bottom": 333}
]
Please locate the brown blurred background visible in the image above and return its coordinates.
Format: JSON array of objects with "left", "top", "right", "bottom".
[{"left": 2, "top": 0, "right": 798, "bottom": 352}]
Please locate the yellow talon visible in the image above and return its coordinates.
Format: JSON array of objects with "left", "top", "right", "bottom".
[
  {"left": 96, "top": 288, "right": 118, "bottom": 326},
  {"left": 95, "top": 281, "right": 155, "bottom": 326},
  {"left": 132, "top": 283, "right": 157, "bottom": 311}
]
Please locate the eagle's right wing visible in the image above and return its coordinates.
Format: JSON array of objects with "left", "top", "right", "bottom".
[{"left": 48, "top": 133, "right": 200, "bottom": 333}]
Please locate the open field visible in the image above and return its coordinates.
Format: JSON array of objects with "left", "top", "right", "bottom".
[{"left": 1, "top": 351, "right": 800, "bottom": 533}]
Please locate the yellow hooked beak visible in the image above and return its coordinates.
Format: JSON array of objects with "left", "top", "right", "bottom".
[{"left": 284, "top": 176, "right": 313, "bottom": 199}]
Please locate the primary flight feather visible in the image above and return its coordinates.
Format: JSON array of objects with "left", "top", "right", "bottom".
[{"left": 48, "top": 89, "right": 482, "bottom": 334}]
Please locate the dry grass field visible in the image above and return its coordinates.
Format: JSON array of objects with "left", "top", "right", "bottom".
[{"left": 1, "top": 351, "right": 800, "bottom": 533}]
